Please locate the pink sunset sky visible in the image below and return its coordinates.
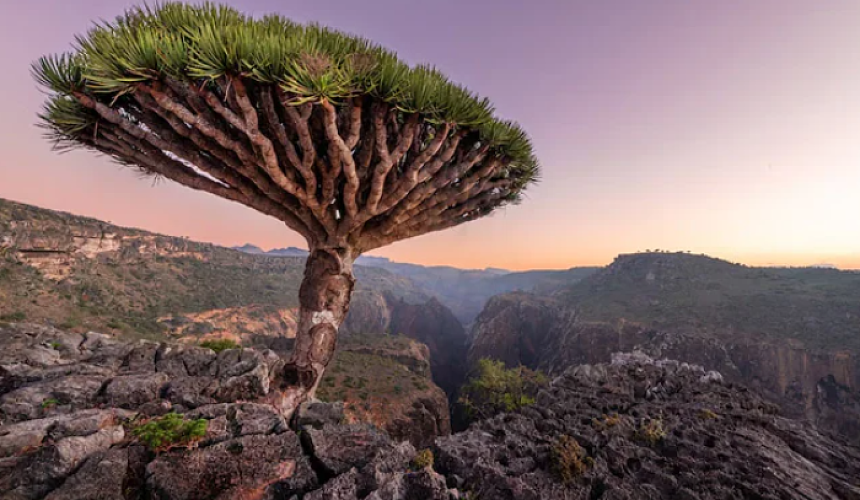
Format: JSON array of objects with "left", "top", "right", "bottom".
[{"left": 2, "top": 0, "right": 860, "bottom": 270}]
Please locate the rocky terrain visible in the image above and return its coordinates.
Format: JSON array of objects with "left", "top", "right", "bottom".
[
  {"left": 0, "top": 322, "right": 457, "bottom": 499},
  {"left": 436, "top": 353, "right": 860, "bottom": 500},
  {"left": 2, "top": 323, "right": 859, "bottom": 499},
  {"left": 469, "top": 253, "right": 860, "bottom": 444}
]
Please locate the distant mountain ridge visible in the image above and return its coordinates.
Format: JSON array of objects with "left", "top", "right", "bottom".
[{"left": 233, "top": 243, "right": 599, "bottom": 325}]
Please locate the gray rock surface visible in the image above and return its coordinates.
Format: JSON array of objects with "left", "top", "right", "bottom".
[
  {"left": 435, "top": 359, "right": 860, "bottom": 500},
  {"left": 2, "top": 322, "right": 859, "bottom": 499}
]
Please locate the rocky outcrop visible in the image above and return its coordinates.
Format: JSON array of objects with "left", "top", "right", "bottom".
[
  {"left": 0, "top": 323, "right": 458, "bottom": 499},
  {"left": 158, "top": 305, "right": 300, "bottom": 350},
  {"left": 435, "top": 357, "right": 860, "bottom": 499},
  {"left": 342, "top": 291, "right": 392, "bottom": 337},
  {"left": 0, "top": 323, "right": 457, "bottom": 499},
  {"left": 469, "top": 291, "right": 860, "bottom": 445}
]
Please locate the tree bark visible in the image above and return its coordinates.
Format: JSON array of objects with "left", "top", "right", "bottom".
[{"left": 278, "top": 247, "right": 355, "bottom": 413}]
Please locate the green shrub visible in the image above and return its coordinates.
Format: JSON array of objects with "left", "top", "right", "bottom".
[
  {"left": 106, "top": 319, "right": 124, "bottom": 330},
  {"left": 132, "top": 413, "right": 208, "bottom": 452},
  {"left": 458, "top": 358, "right": 547, "bottom": 422},
  {"left": 199, "top": 339, "right": 240, "bottom": 353},
  {"left": 41, "top": 398, "right": 59, "bottom": 409},
  {"left": 0, "top": 311, "right": 26, "bottom": 322},
  {"left": 412, "top": 449, "right": 434, "bottom": 470},
  {"left": 551, "top": 435, "right": 593, "bottom": 484}
]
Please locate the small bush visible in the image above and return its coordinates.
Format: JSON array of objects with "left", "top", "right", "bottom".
[
  {"left": 551, "top": 435, "right": 593, "bottom": 484},
  {"left": 698, "top": 409, "right": 718, "bottom": 420},
  {"left": 106, "top": 319, "right": 124, "bottom": 330},
  {"left": 458, "top": 358, "right": 547, "bottom": 422},
  {"left": 49, "top": 341, "right": 63, "bottom": 350},
  {"left": 412, "top": 449, "right": 434, "bottom": 470},
  {"left": 199, "top": 339, "right": 240, "bottom": 353},
  {"left": 0, "top": 311, "right": 26, "bottom": 322},
  {"left": 41, "top": 398, "right": 59, "bottom": 409},
  {"left": 132, "top": 413, "right": 208, "bottom": 452},
  {"left": 592, "top": 412, "right": 621, "bottom": 429},
  {"left": 635, "top": 418, "right": 667, "bottom": 446}
]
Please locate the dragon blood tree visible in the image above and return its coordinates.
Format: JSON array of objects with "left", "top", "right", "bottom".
[{"left": 34, "top": 3, "right": 539, "bottom": 413}]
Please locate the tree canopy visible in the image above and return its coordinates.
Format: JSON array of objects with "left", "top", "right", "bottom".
[{"left": 33, "top": 2, "right": 539, "bottom": 252}]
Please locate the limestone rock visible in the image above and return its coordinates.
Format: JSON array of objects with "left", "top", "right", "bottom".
[
  {"left": 304, "top": 424, "right": 393, "bottom": 476},
  {"left": 146, "top": 433, "right": 316, "bottom": 500}
]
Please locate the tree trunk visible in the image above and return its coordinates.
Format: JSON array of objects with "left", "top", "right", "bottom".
[{"left": 278, "top": 247, "right": 355, "bottom": 414}]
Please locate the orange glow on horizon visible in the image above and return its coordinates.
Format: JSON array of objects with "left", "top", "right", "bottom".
[{"left": 2, "top": 0, "right": 860, "bottom": 272}]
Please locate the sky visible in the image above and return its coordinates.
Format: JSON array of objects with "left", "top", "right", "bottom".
[{"left": 2, "top": 0, "right": 860, "bottom": 271}]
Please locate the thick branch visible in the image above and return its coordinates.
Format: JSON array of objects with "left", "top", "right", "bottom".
[
  {"left": 366, "top": 109, "right": 419, "bottom": 214},
  {"left": 259, "top": 87, "right": 316, "bottom": 197},
  {"left": 375, "top": 123, "right": 453, "bottom": 214},
  {"left": 140, "top": 83, "right": 258, "bottom": 167},
  {"left": 320, "top": 100, "right": 359, "bottom": 222},
  {"left": 372, "top": 144, "right": 491, "bottom": 235},
  {"left": 217, "top": 78, "right": 306, "bottom": 201}
]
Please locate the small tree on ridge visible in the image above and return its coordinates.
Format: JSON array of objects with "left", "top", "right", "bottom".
[{"left": 33, "top": 3, "right": 539, "bottom": 415}]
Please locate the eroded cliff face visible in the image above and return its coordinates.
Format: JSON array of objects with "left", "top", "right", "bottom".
[
  {"left": 343, "top": 290, "right": 468, "bottom": 397},
  {"left": 469, "top": 292, "right": 860, "bottom": 443},
  {"left": 467, "top": 292, "right": 561, "bottom": 368},
  {"left": 2, "top": 215, "right": 211, "bottom": 281},
  {"left": 158, "top": 305, "right": 300, "bottom": 349}
]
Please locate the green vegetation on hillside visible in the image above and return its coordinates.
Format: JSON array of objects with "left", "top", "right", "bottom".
[
  {"left": 316, "top": 335, "right": 434, "bottom": 406},
  {"left": 0, "top": 198, "right": 428, "bottom": 341},
  {"left": 458, "top": 358, "right": 547, "bottom": 422},
  {"left": 199, "top": 339, "right": 240, "bottom": 353}
]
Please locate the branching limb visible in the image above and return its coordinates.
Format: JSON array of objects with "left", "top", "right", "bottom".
[{"left": 366, "top": 108, "right": 419, "bottom": 214}]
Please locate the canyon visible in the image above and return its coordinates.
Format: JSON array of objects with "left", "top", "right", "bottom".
[{"left": 4, "top": 197, "right": 860, "bottom": 497}]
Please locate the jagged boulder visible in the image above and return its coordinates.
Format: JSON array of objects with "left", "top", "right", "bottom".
[
  {"left": 146, "top": 433, "right": 317, "bottom": 500},
  {"left": 43, "top": 446, "right": 148, "bottom": 500},
  {"left": 303, "top": 424, "right": 394, "bottom": 476}
]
